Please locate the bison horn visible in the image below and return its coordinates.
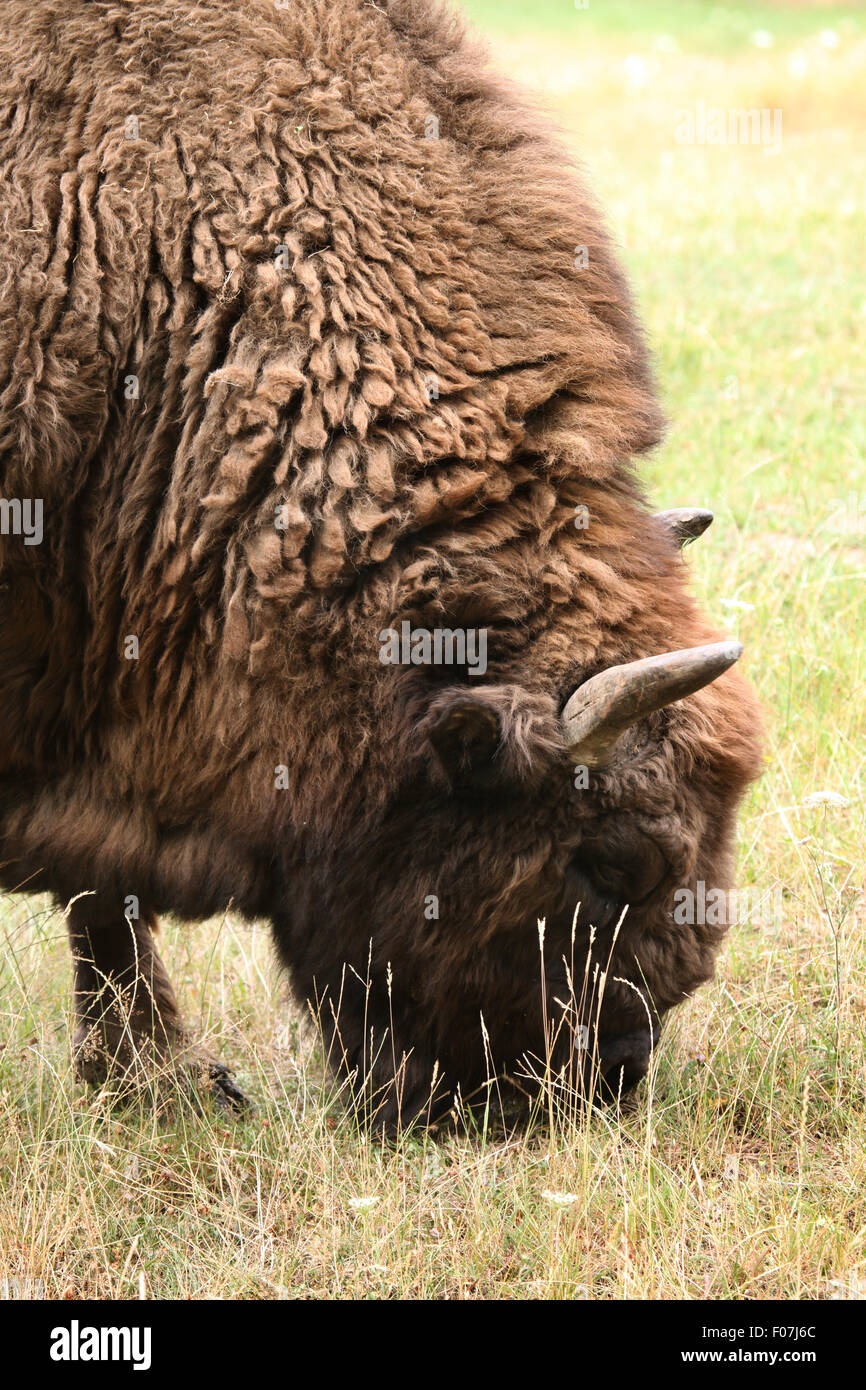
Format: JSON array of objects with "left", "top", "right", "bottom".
[
  {"left": 654, "top": 507, "right": 714, "bottom": 547},
  {"left": 563, "top": 640, "right": 743, "bottom": 770}
]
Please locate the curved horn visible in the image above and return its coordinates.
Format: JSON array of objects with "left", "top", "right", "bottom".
[
  {"left": 564, "top": 640, "right": 743, "bottom": 770},
  {"left": 654, "top": 507, "right": 714, "bottom": 547}
]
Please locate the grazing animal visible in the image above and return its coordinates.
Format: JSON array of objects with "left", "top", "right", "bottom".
[{"left": 0, "top": 0, "right": 762, "bottom": 1126}]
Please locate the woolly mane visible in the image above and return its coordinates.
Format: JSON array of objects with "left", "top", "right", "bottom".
[{"left": 0, "top": 0, "right": 664, "bottom": 758}]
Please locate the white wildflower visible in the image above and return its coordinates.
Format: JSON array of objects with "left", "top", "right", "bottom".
[
  {"left": 788, "top": 51, "right": 809, "bottom": 79},
  {"left": 803, "top": 791, "right": 849, "bottom": 809},
  {"left": 623, "top": 55, "right": 648, "bottom": 88}
]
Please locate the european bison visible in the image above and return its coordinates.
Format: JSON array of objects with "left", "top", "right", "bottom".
[{"left": 0, "top": 0, "right": 762, "bottom": 1127}]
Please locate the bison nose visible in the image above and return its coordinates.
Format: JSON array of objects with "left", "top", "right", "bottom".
[{"left": 596, "top": 1025, "right": 660, "bottom": 1092}]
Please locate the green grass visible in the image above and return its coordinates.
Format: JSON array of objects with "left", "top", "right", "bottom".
[
  {"left": 1, "top": 1, "right": 865, "bottom": 1300},
  {"left": 463, "top": 0, "right": 866, "bottom": 51}
]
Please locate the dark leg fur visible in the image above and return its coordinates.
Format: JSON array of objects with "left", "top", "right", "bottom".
[{"left": 65, "top": 894, "right": 247, "bottom": 1111}]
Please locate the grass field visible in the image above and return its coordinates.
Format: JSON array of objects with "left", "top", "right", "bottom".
[{"left": 1, "top": 2, "right": 865, "bottom": 1300}]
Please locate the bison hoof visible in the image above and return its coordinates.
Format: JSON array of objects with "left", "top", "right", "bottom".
[{"left": 195, "top": 1060, "right": 251, "bottom": 1114}]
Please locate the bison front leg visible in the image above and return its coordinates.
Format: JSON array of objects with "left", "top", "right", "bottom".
[{"left": 65, "top": 895, "right": 247, "bottom": 1112}]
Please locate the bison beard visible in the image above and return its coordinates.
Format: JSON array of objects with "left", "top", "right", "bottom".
[{"left": 0, "top": 0, "right": 762, "bottom": 1129}]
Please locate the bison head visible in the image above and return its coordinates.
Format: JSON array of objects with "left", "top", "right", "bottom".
[{"left": 276, "top": 513, "right": 762, "bottom": 1131}]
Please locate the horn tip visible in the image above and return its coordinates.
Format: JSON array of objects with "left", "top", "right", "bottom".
[
  {"left": 714, "top": 639, "right": 744, "bottom": 667},
  {"left": 691, "top": 508, "right": 714, "bottom": 535},
  {"left": 654, "top": 507, "right": 714, "bottom": 545}
]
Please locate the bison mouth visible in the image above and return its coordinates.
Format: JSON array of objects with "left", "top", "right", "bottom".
[
  {"left": 498, "top": 1014, "right": 661, "bottom": 1122},
  {"left": 595, "top": 1023, "right": 661, "bottom": 1095}
]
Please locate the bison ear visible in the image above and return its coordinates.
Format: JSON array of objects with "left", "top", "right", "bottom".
[{"left": 426, "top": 694, "right": 502, "bottom": 780}]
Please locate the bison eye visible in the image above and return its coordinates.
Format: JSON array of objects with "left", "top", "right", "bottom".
[
  {"left": 591, "top": 862, "right": 629, "bottom": 896},
  {"left": 578, "top": 828, "right": 668, "bottom": 906}
]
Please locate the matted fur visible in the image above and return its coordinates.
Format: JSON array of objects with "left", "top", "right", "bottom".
[{"left": 0, "top": 0, "right": 762, "bottom": 1124}]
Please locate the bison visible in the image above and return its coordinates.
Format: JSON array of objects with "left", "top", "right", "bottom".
[{"left": 0, "top": 0, "right": 762, "bottom": 1128}]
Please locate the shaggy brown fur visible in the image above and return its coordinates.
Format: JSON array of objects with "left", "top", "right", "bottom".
[{"left": 0, "top": 0, "right": 762, "bottom": 1124}]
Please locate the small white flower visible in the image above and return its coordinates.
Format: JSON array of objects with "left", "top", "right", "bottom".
[
  {"left": 751, "top": 30, "right": 774, "bottom": 49},
  {"left": 623, "top": 54, "right": 648, "bottom": 87},
  {"left": 542, "top": 1190, "right": 580, "bottom": 1206},
  {"left": 803, "top": 791, "right": 849, "bottom": 809},
  {"left": 349, "top": 1196, "right": 380, "bottom": 1210},
  {"left": 788, "top": 51, "right": 809, "bottom": 79}
]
